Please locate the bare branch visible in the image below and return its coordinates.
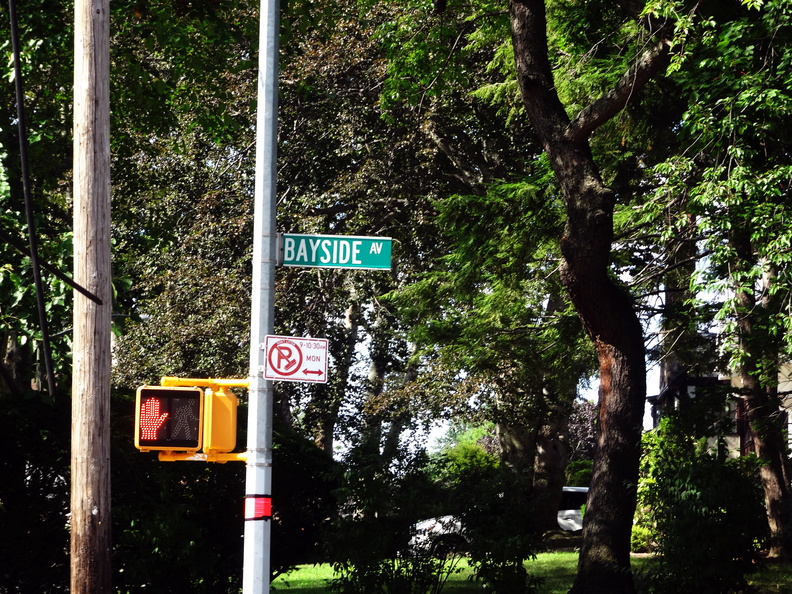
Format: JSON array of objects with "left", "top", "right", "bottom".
[
  {"left": 630, "top": 249, "right": 714, "bottom": 287},
  {"left": 567, "top": 36, "right": 672, "bottom": 142}
]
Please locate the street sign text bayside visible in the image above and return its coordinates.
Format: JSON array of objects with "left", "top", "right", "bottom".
[{"left": 280, "top": 233, "right": 392, "bottom": 270}]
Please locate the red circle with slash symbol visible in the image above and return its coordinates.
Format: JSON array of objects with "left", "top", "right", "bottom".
[{"left": 267, "top": 339, "right": 303, "bottom": 376}]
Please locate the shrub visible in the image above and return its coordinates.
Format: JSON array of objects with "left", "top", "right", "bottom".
[
  {"left": 327, "top": 445, "right": 451, "bottom": 593},
  {"left": 638, "top": 416, "right": 767, "bottom": 593},
  {"left": 565, "top": 460, "right": 592, "bottom": 487},
  {"left": 446, "top": 446, "right": 544, "bottom": 593},
  {"left": 630, "top": 522, "right": 654, "bottom": 554}
]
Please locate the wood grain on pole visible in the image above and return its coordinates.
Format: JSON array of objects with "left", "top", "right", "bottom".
[{"left": 71, "top": 0, "right": 112, "bottom": 591}]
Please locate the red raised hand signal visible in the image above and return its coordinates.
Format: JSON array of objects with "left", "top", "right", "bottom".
[{"left": 139, "top": 398, "right": 169, "bottom": 440}]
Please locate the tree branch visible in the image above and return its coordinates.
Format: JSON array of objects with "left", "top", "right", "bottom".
[
  {"left": 423, "top": 118, "right": 488, "bottom": 190},
  {"left": 629, "top": 248, "right": 713, "bottom": 287},
  {"left": 510, "top": 0, "right": 571, "bottom": 146},
  {"left": 309, "top": 203, "right": 354, "bottom": 217},
  {"left": 567, "top": 36, "right": 672, "bottom": 142}
]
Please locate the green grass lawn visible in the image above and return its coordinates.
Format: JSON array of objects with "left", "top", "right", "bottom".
[
  {"left": 271, "top": 552, "right": 792, "bottom": 593},
  {"left": 270, "top": 552, "right": 602, "bottom": 593}
]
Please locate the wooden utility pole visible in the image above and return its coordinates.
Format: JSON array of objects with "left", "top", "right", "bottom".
[{"left": 71, "top": 0, "right": 112, "bottom": 591}]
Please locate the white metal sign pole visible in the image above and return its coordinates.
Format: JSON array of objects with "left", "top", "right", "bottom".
[{"left": 244, "top": 0, "right": 279, "bottom": 590}]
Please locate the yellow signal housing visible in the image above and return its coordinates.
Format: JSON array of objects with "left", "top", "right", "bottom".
[
  {"left": 134, "top": 386, "right": 204, "bottom": 452},
  {"left": 144, "top": 376, "right": 248, "bottom": 462},
  {"left": 203, "top": 386, "right": 239, "bottom": 455}
]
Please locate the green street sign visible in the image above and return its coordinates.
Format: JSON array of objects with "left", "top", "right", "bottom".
[{"left": 280, "top": 233, "right": 392, "bottom": 270}]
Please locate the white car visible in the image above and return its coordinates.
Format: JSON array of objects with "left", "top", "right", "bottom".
[
  {"left": 556, "top": 486, "right": 588, "bottom": 531},
  {"left": 409, "top": 487, "right": 589, "bottom": 554},
  {"left": 409, "top": 515, "right": 467, "bottom": 555}
]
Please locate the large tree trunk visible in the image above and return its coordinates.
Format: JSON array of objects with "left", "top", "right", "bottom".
[
  {"left": 510, "top": 1, "right": 666, "bottom": 590},
  {"left": 732, "top": 228, "right": 792, "bottom": 557},
  {"left": 497, "top": 417, "right": 538, "bottom": 471},
  {"left": 741, "top": 369, "right": 791, "bottom": 556},
  {"left": 532, "top": 407, "right": 570, "bottom": 533},
  {"left": 557, "top": 159, "right": 646, "bottom": 592}
]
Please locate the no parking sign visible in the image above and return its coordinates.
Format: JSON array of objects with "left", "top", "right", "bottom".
[{"left": 261, "top": 335, "right": 329, "bottom": 383}]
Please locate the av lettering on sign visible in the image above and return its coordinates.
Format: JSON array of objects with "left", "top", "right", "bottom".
[
  {"left": 262, "top": 335, "right": 329, "bottom": 383},
  {"left": 280, "top": 233, "right": 392, "bottom": 270}
]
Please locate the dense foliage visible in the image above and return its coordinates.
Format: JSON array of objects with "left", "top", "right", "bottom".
[
  {"left": 638, "top": 416, "right": 767, "bottom": 592},
  {"left": 4, "top": 0, "right": 792, "bottom": 591},
  {"left": 330, "top": 432, "right": 547, "bottom": 593},
  {"left": 629, "top": 0, "right": 792, "bottom": 554}
]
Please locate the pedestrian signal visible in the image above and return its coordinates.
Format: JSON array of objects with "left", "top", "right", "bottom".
[
  {"left": 203, "top": 387, "right": 238, "bottom": 455},
  {"left": 134, "top": 386, "right": 203, "bottom": 451}
]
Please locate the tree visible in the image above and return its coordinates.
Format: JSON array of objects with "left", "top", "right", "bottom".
[
  {"left": 1, "top": 0, "right": 76, "bottom": 393},
  {"left": 14, "top": 0, "right": 789, "bottom": 591},
  {"left": 339, "top": 0, "right": 605, "bottom": 540},
  {"left": 639, "top": 0, "right": 792, "bottom": 555},
  {"left": 392, "top": 181, "right": 597, "bottom": 530},
  {"left": 0, "top": 0, "right": 360, "bottom": 589},
  {"left": 108, "top": 1, "right": 458, "bottom": 587},
  {"left": 366, "top": 1, "right": 685, "bottom": 586},
  {"left": 640, "top": 415, "right": 766, "bottom": 592},
  {"left": 0, "top": 3, "right": 80, "bottom": 591},
  {"left": 508, "top": 3, "right": 675, "bottom": 590}
]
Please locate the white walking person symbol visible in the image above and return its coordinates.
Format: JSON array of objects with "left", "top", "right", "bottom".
[{"left": 171, "top": 401, "right": 199, "bottom": 440}]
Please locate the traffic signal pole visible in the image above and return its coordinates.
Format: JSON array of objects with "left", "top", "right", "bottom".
[{"left": 244, "top": 0, "right": 280, "bottom": 591}]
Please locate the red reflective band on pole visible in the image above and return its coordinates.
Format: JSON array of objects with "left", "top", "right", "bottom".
[{"left": 244, "top": 495, "right": 272, "bottom": 520}]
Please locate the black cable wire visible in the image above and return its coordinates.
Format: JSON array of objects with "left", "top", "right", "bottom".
[
  {"left": 8, "top": 0, "right": 57, "bottom": 397},
  {"left": 0, "top": 225, "right": 104, "bottom": 304}
]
